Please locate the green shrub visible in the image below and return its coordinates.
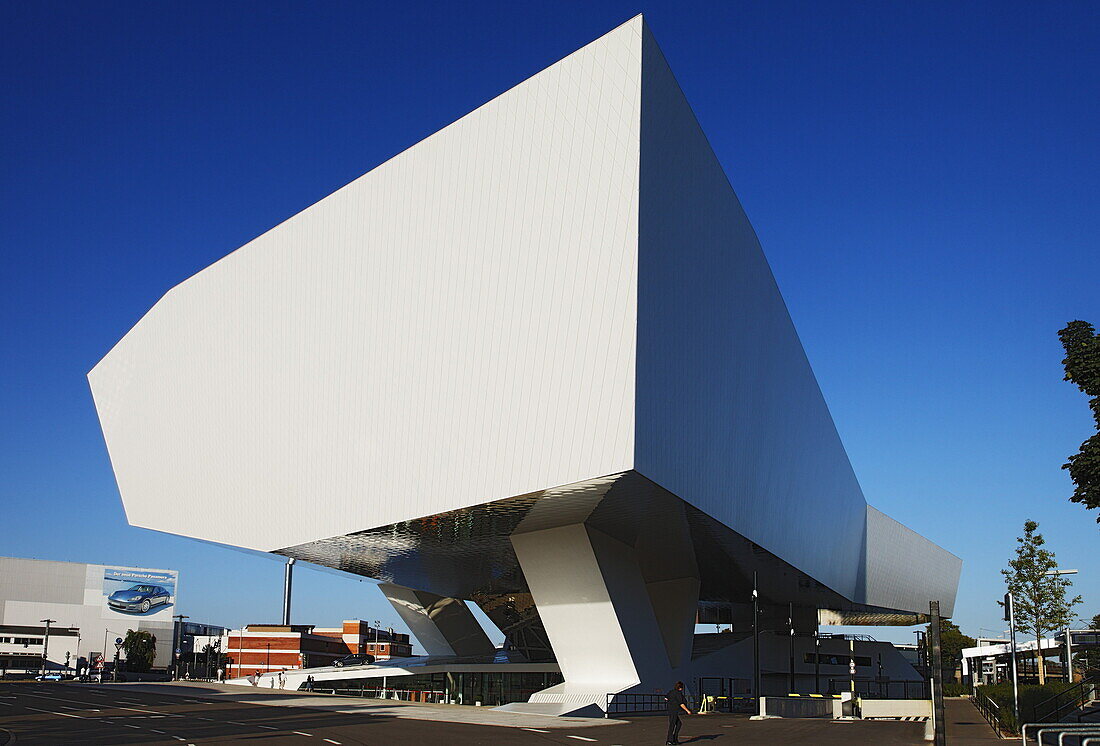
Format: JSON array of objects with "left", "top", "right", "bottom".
[
  {"left": 942, "top": 682, "right": 970, "bottom": 697},
  {"left": 975, "top": 681, "right": 1075, "bottom": 732}
]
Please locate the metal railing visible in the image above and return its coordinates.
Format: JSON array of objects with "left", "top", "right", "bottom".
[
  {"left": 1030, "top": 675, "right": 1098, "bottom": 724},
  {"left": 1020, "top": 722, "right": 1100, "bottom": 745},
  {"left": 971, "top": 690, "right": 1009, "bottom": 738},
  {"left": 605, "top": 692, "right": 695, "bottom": 715}
]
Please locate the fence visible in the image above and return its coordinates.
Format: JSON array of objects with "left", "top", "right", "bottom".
[
  {"left": 971, "top": 690, "right": 1010, "bottom": 737},
  {"left": 605, "top": 692, "right": 696, "bottom": 715}
]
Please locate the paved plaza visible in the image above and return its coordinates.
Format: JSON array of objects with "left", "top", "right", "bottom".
[{"left": 0, "top": 681, "right": 959, "bottom": 745}]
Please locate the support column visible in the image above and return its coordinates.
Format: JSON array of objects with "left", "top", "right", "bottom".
[
  {"left": 507, "top": 522, "right": 692, "bottom": 715},
  {"left": 378, "top": 583, "right": 495, "bottom": 658}
]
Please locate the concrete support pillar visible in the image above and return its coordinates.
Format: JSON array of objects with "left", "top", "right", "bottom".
[
  {"left": 378, "top": 583, "right": 495, "bottom": 658},
  {"left": 507, "top": 522, "right": 696, "bottom": 715}
]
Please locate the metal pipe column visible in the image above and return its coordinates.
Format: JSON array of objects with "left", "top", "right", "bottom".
[{"left": 282, "top": 558, "right": 295, "bottom": 625}]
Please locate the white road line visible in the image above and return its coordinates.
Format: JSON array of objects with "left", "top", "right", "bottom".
[
  {"left": 121, "top": 724, "right": 141, "bottom": 729},
  {"left": 293, "top": 731, "right": 314, "bottom": 737},
  {"left": 566, "top": 738, "right": 598, "bottom": 742},
  {"left": 25, "top": 706, "right": 84, "bottom": 719},
  {"left": 151, "top": 730, "right": 166, "bottom": 734},
  {"left": 323, "top": 740, "right": 341, "bottom": 745},
  {"left": 522, "top": 728, "right": 550, "bottom": 732},
  {"left": 258, "top": 724, "right": 278, "bottom": 729}
]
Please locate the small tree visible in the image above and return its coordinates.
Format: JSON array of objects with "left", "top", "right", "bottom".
[
  {"left": 121, "top": 630, "right": 158, "bottom": 673},
  {"left": 1059, "top": 320, "right": 1100, "bottom": 521},
  {"left": 1001, "top": 520, "right": 1082, "bottom": 684}
]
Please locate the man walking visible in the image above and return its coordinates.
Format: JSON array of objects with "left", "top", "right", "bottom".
[{"left": 664, "top": 681, "right": 691, "bottom": 745}]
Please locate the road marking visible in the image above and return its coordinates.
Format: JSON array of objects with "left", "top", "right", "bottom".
[
  {"left": 566, "top": 738, "right": 598, "bottom": 743},
  {"left": 25, "top": 706, "right": 84, "bottom": 719},
  {"left": 151, "top": 729, "right": 166, "bottom": 734},
  {"left": 121, "top": 723, "right": 141, "bottom": 729},
  {"left": 258, "top": 724, "right": 278, "bottom": 729},
  {"left": 522, "top": 728, "right": 550, "bottom": 732},
  {"left": 293, "top": 732, "right": 314, "bottom": 737},
  {"left": 323, "top": 740, "right": 341, "bottom": 744}
]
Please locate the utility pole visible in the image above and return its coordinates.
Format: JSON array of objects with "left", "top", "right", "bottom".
[
  {"left": 40, "top": 619, "right": 56, "bottom": 677},
  {"left": 929, "top": 601, "right": 946, "bottom": 746},
  {"left": 752, "top": 571, "right": 760, "bottom": 713},
  {"left": 814, "top": 633, "right": 821, "bottom": 694},
  {"left": 1004, "top": 592, "right": 1020, "bottom": 731},
  {"left": 172, "top": 614, "right": 189, "bottom": 679}
]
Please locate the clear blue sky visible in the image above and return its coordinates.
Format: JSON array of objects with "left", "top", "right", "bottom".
[{"left": 2, "top": 1, "right": 1097, "bottom": 647}]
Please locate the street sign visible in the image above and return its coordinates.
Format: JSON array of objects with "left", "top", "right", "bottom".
[
  {"left": 176, "top": 648, "right": 181, "bottom": 654},
  {"left": 115, "top": 637, "right": 123, "bottom": 644}
]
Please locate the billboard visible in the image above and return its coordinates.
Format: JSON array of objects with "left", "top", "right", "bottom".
[{"left": 102, "top": 566, "right": 178, "bottom": 619}]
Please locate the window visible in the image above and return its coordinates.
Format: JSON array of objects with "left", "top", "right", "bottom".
[{"left": 803, "top": 653, "right": 872, "bottom": 667}]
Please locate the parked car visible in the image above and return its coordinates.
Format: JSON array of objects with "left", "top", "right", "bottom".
[
  {"left": 333, "top": 654, "right": 375, "bottom": 667},
  {"left": 107, "top": 584, "right": 172, "bottom": 613},
  {"left": 35, "top": 674, "right": 63, "bottom": 681}
]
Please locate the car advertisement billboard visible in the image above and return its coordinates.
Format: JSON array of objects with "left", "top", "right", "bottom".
[{"left": 102, "top": 566, "right": 177, "bottom": 619}]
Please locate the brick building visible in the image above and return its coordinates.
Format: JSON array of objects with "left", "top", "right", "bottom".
[
  {"left": 222, "top": 621, "right": 412, "bottom": 677},
  {"left": 313, "top": 620, "right": 412, "bottom": 661}
]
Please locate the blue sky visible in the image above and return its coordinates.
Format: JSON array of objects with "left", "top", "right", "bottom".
[{"left": 2, "top": 1, "right": 1097, "bottom": 647}]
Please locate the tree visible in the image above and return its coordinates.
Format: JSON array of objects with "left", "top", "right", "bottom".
[
  {"left": 1059, "top": 320, "right": 1100, "bottom": 522},
  {"left": 1001, "top": 520, "right": 1082, "bottom": 684},
  {"left": 934, "top": 619, "right": 976, "bottom": 681},
  {"left": 121, "top": 630, "right": 157, "bottom": 673}
]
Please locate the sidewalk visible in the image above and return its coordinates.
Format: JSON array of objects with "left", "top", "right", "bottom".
[
  {"left": 943, "top": 697, "right": 1003, "bottom": 744},
  {"left": 87, "top": 681, "right": 623, "bottom": 730}
]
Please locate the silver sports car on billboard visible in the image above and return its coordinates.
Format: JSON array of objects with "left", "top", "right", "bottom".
[{"left": 107, "top": 584, "right": 172, "bottom": 613}]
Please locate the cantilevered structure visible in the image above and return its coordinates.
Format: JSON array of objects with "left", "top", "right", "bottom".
[{"left": 89, "top": 16, "right": 961, "bottom": 715}]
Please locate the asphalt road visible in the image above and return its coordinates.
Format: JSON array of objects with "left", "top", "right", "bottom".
[{"left": 0, "top": 682, "right": 926, "bottom": 745}]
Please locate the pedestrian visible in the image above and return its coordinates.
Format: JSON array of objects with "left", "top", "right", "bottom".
[
  {"left": 278, "top": 671, "right": 285, "bottom": 689},
  {"left": 305, "top": 674, "right": 314, "bottom": 692},
  {"left": 664, "top": 681, "right": 691, "bottom": 745}
]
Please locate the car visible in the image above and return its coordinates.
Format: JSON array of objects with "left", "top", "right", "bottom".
[
  {"left": 107, "top": 584, "right": 172, "bottom": 613},
  {"left": 35, "top": 674, "right": 63, "bottom": 681},
  {"left": 332, "top": 654, "right": 375, "bottom": 667}
]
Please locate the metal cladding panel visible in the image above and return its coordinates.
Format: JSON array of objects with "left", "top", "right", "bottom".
[
  {"left": 633, "top": 25, "right": 867, "bottom": 599},
  {"left": 88, "top": 18, "right": 644, "bottom": 551},
  {"left": 862, "top": 506, "right": 962, "bottom": 617}
]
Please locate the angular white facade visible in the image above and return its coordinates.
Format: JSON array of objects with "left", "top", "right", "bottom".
[{"left": 89, "top": 16, "right": 960, "bottom": 715}]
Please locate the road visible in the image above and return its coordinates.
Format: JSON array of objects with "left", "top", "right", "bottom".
[{"left": 0, "top": 682, "right": 927, "bottom": 744}]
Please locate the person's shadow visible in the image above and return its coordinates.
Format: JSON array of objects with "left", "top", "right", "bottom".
[{"left": 681, "top": 736, "right": 721, "bottom": 743}]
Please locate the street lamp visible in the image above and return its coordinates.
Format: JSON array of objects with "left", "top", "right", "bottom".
[
  {"left": 40, "top": 619, "right": 56, "bottom": 677},
  {"left": 172, "top": 615, "right": 189, "bottom": 679},
  {"left": 1045, "top": 569, "right": 1080, "bottom": 683}
]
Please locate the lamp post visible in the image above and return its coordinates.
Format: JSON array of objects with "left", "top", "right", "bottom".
[
  {"left": 40, "top": 619, "right": 56, "bottom": 677},
  {"left": 172, "top": 614, "right": 189, "bottom": 679},
  {"left": 1004, "top": 592, "right": 1020, "bottom": 728},
  {"left": 752, "top": 571, "right": 760, "bottom": 714},
  {"left": 1044, "top": 569, "right": 1079, "bottom": 682}
]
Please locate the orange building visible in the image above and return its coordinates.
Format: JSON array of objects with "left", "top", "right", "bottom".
[{"left": 225, "top": 620, "right": 412, "bottom": 677}]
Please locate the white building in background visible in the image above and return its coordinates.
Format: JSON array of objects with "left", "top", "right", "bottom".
[
  {"left": 88, "top": 16, "right": 960, "bottom": 715},
  {"left": 0, "top": 556, "right": 178, "bottom": 674}
]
